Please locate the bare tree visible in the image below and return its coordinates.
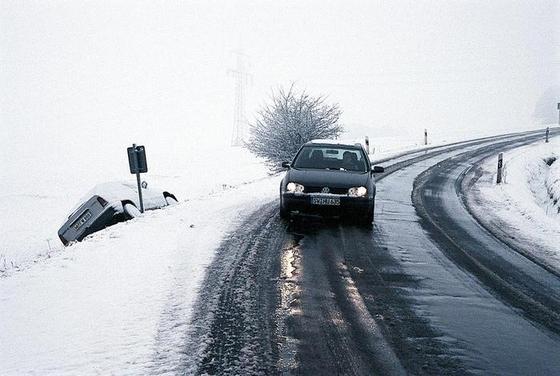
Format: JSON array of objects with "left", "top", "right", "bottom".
[{"left": 247, "top": 86, "right": 343, "bottom": 172}]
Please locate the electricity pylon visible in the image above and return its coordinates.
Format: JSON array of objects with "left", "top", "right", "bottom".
[{"left": 228, "top": 51, "right": 251, "bottom": 146}]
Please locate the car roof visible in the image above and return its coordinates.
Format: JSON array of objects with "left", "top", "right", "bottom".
[{"left": 305, "top": 139, "right": 363, "bottom": 149}]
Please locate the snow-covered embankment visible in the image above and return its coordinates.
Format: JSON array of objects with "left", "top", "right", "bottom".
[
  {"left": 545, "top": 155, "right": 560, "bottom": 215},
  {"left": 465, "top": 134, "right": 560, "bottom": 272}
]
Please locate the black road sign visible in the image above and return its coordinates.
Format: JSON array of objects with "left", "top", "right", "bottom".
[
  {"left": 127, "top": 145, "right": 148, "bottom": 174},
  {"left": 127, "top": 144, "right": 147, "bottom": 213}
]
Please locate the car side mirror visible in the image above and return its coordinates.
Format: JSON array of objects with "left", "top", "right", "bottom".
[
  {"left": 282, "top": 161, "right": 291, "bottom": 168},
  {"left": 372, "top": 166, "right": 384, "bottom": 173}
]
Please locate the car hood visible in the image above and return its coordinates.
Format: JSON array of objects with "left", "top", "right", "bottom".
[{"left": 287, "top": 168, "right": 370, "bottom": 188}]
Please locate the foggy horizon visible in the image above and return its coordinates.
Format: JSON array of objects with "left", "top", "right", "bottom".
[{"left": 1, "top": 0, "right": 559, "bottom": 184}]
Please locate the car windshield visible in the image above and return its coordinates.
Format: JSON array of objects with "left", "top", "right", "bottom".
[{"left": 293, "top": 145, "right": 368, "bottom": 172}]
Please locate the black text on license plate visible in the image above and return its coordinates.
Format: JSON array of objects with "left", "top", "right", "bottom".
[
  {"left": 311, "top": 197, "right": 340, "bottom": 206},
  {"left": 73, "top": 210, "right": 92, "bottom": 231}
]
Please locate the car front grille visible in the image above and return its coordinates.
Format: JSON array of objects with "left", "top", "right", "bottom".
[{"left": 305, "top": 186, "right": 348, "bottom": 195}]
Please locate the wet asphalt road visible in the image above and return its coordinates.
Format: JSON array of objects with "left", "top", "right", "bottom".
[{"left": 187, "top": 130, "right": 560, "bottom": 375}]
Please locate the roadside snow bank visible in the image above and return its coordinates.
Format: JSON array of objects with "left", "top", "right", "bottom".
[
  {"left": 0, "top": 146, "right": 269, "bottom": 276},
  {"left": 545, "top": 157, "right": 560, "bottom": 215},
  {"left": 466, "top": 136, "right": 560, "bottom": 271},
  {"left": 502, "top": 141, "right": 560, "bottom": 222},
  {"left": 0, "top": 174, "right": 280, "bottom": 375}
]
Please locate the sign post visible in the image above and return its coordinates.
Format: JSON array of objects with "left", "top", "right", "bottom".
[
  {"left": 497, "top": 153, "right": 503, "bottom": 184},
  {"left": 424, "top": 129, "right": 428, "bottom": 146},
  {"left": 546, "top": 127, "right": 550, "bottom": 143},
  {"left": 127, "top": 144, "right": 148, "bottom": 213}
]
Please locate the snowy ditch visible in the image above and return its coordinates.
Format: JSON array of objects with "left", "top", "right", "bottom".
[
  {"left": 502, "top": 147, "right": 560, "bottom": 219},
  {"left": 0, "top": 147, "right": 271, "bottom": 276}
]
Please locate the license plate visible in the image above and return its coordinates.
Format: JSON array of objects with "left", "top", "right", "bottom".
[
  {"left": 311, "top": 197, "right": 340, "bottom": 206},
  {"left": 73, "top": 210, "right": 92, "bottom": 231}
]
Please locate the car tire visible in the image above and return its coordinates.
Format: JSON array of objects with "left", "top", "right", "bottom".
[
  {"left": 280, "top": 195, "right": 290, "bottom": 220},
  {"left": 361, "top": 204, "right": 374, "bottom": 228},
  {"left": 280, "top": 205, "right": 289, "bottom": 220},
  {"left": 165, "top": 196, "right": 178, "bottom": 205},
  {"left": 123, "top": 203, "right": 141, "bottom": 219}
]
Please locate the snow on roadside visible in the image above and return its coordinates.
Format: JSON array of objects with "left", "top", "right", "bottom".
[
  {"left": 0, "top": 146, "right": 269, "bottom": 276},
  {"left": 467, "top": 136, "right": 560, "bottom": 271},
  {"left": 546, "top": 156, "right": 560, "bottom": 214},
  {"left": 0, "top": 173, "right": 281, "bottom": 375}
]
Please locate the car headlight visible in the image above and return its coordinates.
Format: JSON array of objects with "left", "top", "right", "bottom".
[
  {"left": 286, "top": 182, "right": 305, "bottom": 193},
  {"left": 348, "top": 186, "right": 367, "bottom": 197}
]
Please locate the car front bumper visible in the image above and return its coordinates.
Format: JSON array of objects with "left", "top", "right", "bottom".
[{"left": 282, "top": 192, "right": 373, "bottom": 217}]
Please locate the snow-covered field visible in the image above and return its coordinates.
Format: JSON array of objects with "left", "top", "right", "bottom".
[
  {"left": 0, "top": 146, "right": 270, "bottom": 275},
  {"left": 467, "top": 134, "right": 560, "bottom": 271},
  {"left": 0, "top": 143, "right": 279, "bottom": 374},
  {"left": 0, "top": 156, "right": 280, "bottom": 374}
]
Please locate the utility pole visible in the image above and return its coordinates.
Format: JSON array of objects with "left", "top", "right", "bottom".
[{"left": 228, "top": 51, "right": 251, "bottom": 147}]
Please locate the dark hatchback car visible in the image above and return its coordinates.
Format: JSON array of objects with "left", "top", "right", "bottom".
[{"left": 280, "top": 140, "right": 384, "bottom": 225}]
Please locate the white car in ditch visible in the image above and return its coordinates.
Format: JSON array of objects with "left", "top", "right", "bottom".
[{"left": 58, "top": 181, "right": 178, "bottom": 245}]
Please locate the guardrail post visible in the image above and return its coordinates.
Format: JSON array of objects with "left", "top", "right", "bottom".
[
  {"left": 546, "top": 127, "right": 549, "bottom": 143},
  {"left": 424, "top": 129, "right": 428, "bottom": 146},
  {"left": 497, "top": 153, "right": 503, "bottom": 184}
]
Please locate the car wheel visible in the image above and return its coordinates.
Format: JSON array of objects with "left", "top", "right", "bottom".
[
  {"left": 280, "top": 195, "right": 290, "bottom": 220},
  {"left": 361, "top": 204, "right": 374, "bottom": 228},
  {"left": 165, "top": 196, "right": 178, "bottom": 205},
  {"left": 123, "top": 203, "right": 141, "bottom": 219},
  {"left": 280, "top": 205, "right": 289, "bottom": 220}
]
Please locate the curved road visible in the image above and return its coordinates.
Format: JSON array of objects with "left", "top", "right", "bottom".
[{"left": 186, "top": 130, "right": 560, "bottom": 375}]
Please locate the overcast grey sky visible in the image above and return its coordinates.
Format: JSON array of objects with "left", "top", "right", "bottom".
[{"left": 1, "top": 0, "right": 559, "bottom": 165}]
